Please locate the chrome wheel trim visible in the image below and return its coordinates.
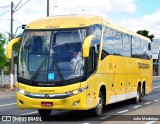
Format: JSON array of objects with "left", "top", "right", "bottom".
[{"left": 97, "top": 94, "right": 103, "bottom": 114}]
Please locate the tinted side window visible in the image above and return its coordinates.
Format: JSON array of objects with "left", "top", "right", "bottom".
[
  {"left": 143, "top": 40, "right": 152, "bottom": 59},
  {"left": 87, "top": 24, "right": 102, "bottom": 47},
  {"left": 102, "top": 27, "right": 113, "bottom": 53},
  {"left": 102, "top": 27, "right": 114, "bottom": 59},
  {"left": 121, "top": 34, "right": 131, "bottom": 57},
  {"left": 132, "top": 37, "right": 150, "bottom": 59},
  {"left": 102, "top": 27, "right": 123, "bottom": 60},
  {"left": 113, "top": 30, "right": 123, "bottom": 56},
  {"left": 132, "top": 37, "right": 140, "bottom": 58}
]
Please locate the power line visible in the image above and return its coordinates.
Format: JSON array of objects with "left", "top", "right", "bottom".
[
  {"left": 0, "top": 10, "right": 10, "bottom": 16},
  {"left": 51, "top": 6, "right": 58, "bottom": 16},
  {"left": 17, "top": 11, "right": 28, "bottom": 23},
  {"left": 0, "top": 19, "right": 10, "bottom": 20},
  {"left": 13, "top": 19, "right": 23, "bottom": 25},
  {"left": 14, "top": 0, "right": 22, "bottom": 11},
  {"left": 0, "top": 5, "right": 11, "bottom": 8},
  {"left": 14, "top": 0, "right": 30, "bottom": 13}
]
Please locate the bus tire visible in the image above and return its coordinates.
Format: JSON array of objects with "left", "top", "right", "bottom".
[
  {"left": 134, "top": 86, "right": 141, "bottom": 104},
  {"left": 94, "top": 91, "right": 104, "bottom": 116},
  {"left": 140, "top": 85, "right": 145, "bottom": 102},
  {"left": 38, "top": 109, "right": 52, "bottom": 117}
]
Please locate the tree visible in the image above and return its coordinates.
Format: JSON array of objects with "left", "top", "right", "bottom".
[
  {"left": 136, "top": 30, "right": 154, "bottom": 41},
  {"left": 13, "top": 34, "right": 21, "bottom": 65},
  {"left": 0, "top": 33, "right": 7, "bottom": 70}
]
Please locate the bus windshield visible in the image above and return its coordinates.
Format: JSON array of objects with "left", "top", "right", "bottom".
[{"left": 18, "top": 29, "right": 86, "bottom": 84}]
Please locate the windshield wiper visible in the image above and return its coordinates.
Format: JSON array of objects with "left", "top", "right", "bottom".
[
  {"left": 31, "top": 59, "right": 46, "bottom": 81},
  {"left": 52, "top": 59, "right": 64, "bottom": 81}
]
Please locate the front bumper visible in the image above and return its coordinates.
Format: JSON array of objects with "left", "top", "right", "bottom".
[{"left": 17, "top": 90, "right": 87, "bottom": 110}]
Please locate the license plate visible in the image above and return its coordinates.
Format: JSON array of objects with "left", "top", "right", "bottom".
[{"left": 41, "top": 102, "right": 53, "bottom": 107}]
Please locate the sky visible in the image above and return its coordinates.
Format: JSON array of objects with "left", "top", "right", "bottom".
[{"left": 0, "top": 0, "right": 160, "bottom": 39}]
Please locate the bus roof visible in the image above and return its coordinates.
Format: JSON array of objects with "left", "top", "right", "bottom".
[
  {"left": 26, "top": 14, "right": 102, "bottom": 29},
  {"left": 26, "top": 14, "right": 150, "bottom": 42}
]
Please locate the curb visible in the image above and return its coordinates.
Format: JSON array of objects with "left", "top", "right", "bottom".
[
  {"left": 0, "top": 89, "right": 16, "bottom": 93},
  {"left": 153, "top": 76, "right": 160, "bottom": 78}
]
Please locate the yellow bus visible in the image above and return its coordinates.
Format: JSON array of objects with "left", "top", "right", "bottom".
[{"left": 6, "top": 14, "right": 152, "bottom": 117}]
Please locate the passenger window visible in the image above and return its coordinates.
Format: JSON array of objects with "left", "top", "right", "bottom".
[
  {"left": 102, "top": 27, "right": 123, "bottom": 60},
  {"left": 113, "top": 30, "right": 123, "bottom": 56},
  {"left": 121, "top": 34, "right": 131, "bottom": 57},
  {"left": 102, "top": 27, "right": 114, "bottom": 59}
]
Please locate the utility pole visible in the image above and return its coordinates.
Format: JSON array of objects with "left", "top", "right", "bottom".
[
  {"left": 47, "top": 0, "right": 49, "bottom": 16},
  {"left": 10, "top": 1, "right": 14, "bottom": 90},
  {"left": 11, "top": 1, "right": 14, "bottom": 39}
]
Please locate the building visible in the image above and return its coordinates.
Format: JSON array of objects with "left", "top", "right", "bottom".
[{"left": 152, "top": 39, "right": 160, "bottom": 76}]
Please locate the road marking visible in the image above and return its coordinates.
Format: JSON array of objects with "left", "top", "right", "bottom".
[
  {"left": 83, "top": 123, "right": 90, "bottom": 124},
  {"left": 145, "top": 102, "right": 151, "bottom": 105},
  {"left": 20, "top": 111, "right": 38, "bottom": 116},
  {"left": 145, "top": 121, "right": 156, "bottom": 124},
  {"left": 117, "top": 110, "right": 128, "bottom": 114},
  {"left": 154, "top": 99, "right": 159, "bottom": 102},
  {"left": 152, "top": 86, "right": 160, "bottom": 89},
  {"left": 100, "top": 115, "right": 111, "bottom": 120},
  {"left": 0, "top": 103, "right": 16, "bottom": 107},
  {"left": 133, "top": 105, "right": 141, "bottom": 109}
]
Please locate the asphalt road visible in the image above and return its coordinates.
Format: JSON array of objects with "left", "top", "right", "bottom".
[{"left": 0, "top": 77, "right": 160, "bottom": 124}]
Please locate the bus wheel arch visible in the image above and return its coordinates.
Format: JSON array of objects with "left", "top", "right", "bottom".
[{"left": 94, "top": 85, "right": 106, "bottom": 116}]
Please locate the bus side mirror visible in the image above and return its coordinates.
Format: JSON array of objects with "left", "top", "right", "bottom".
[
  {"left": 148, "top": 43, "right": 151, "bottom": 50},
  {"left": 82, "top": 35, "right": 95, "bottom": 58},
  {"left": 6, "top": 37, "right": 21, "bottom": 59}
]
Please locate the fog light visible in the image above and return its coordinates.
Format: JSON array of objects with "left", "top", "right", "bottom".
[
  {"left": 72, "top": 100, "right": 80, "bottom": 106},
  {"left": 19, "top": 100, "right": 24, "bottom": 105}
]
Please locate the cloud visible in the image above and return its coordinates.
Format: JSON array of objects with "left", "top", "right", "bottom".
[
  {"left": 116, "top": 10, "right": 160, "bottom": 38},
  {"left": 0, "top": 0, "right": 138, "bottom": 35},
  {"left": 108, "top": 0, "right": 136, "bottom": 13},
  {"left": 55, "top": 0, "right": 136, "bottom": 14}
]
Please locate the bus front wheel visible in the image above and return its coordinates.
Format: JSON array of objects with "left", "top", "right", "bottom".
[
  {"left": 38, "top": 109, "right": 52, "bottom": 117},
  {"left": 94, "top": 91, "right": 104, "bottom": 116}
]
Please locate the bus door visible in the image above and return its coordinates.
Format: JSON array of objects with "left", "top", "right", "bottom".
[{"left": 86, "top": 47, "right": 96, "bottom": 109}]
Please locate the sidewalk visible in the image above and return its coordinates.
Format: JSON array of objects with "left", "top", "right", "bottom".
[{"left": 0, "top": 85, "right": 16, "bottom": 92}]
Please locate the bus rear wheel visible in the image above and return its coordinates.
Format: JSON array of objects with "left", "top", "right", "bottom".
[
  {"left": 134, "top": 86, "right": 141, "bottom": 104},
  {"left": 140, "top": 85, "right": 145, "bottom": 102},
  {"left": 38, "top": 109, "right": 52, "bottom": 117},
  {"left": 94, "top": 91, "right": 104, "bottom": 116}
]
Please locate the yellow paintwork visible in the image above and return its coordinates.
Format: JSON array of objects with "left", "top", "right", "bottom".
[
  {"left": 17, "top": 82, "right": 88, "bottom": 110},
  {"left": 6, "top": 37, "right": 21, "bottom": 59},
  {"left": 6, "top": 14, "right": 152, "bottom": 111},
  {"left": 26, "top": 14, "right": 102, "bottom": 29},
  {"left": 17, "top": 91, "right": 87, "bottom": 110},
  {"left": 18, "top": 82, "right": 83, "bottom": 94}
]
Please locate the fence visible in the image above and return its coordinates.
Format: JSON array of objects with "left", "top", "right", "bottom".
[
  {"left": 0, "top": 64, "right": 17, "bottom": 87},
  {"left": 0, "top": 74, "right": 17, "bottom": 87}
]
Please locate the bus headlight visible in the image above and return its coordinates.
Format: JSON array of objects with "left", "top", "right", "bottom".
[
  {"left": 66, "top": 85, "right": 89, "bottom": 96},
  {"left": 17, "top": 89, "right": 29, "bottom": 96}
]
